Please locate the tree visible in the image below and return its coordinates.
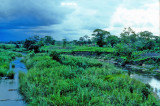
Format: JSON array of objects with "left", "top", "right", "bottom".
[
  {"left": 79, "top": 37, "right": 85, "bottom": 45},
  {"left": 133, "top": 41, "right": 145, "bottom": 50},
  {"left": 144, "top": 40, "right": 156, "bottom": 50},
  {"left": 92, "top": 29, "right": 110, "bottom": 47},
  {"left": 138, "top": 31, "right": 153, "bottom": 40},
  {"left": 87, "top": 39, "right": 92, "bottom": 44},
  {"left": 37, "top": 41, "right": 45, "bottom": 47},
  {"left": 44, "top": 36, "right": 53, "bottom": 45},
  {"left": 23, "top": 36, "right": 41, "bottom": 53},
  {"left": 153, "top": 36, "right": 160, "bottom": 43},
  {"left": 51, "top": 40, "right": 56, "bottom": 45},
  {"left": 29, "top": 44, "right": 40, "bottom": 53},
  {"left": 73, "top": 40, "right": 78, "bottom": 45},
  {"left": 120, "top": 27, "right": 137, "bottom": 44},
  {"left": 83, "top": 35, "right": 90, "bottom": 44},
  {"left": 106, "top": 35, "right": 119, "bottom": 47},
  {"left": 23, "top": 39, "right": 35, "bottom": 50},
  {"left": 84, "top": 35, "right": 90, "bottom": 41},
  {"left": 33, "top": 35, "right": 40, "bottom": 42},
  {"left": 115, "top": 43, "right": 134, "bottom": 64},
  {"left": 62, "top": 39, "right": 67, "bottom": 48}
]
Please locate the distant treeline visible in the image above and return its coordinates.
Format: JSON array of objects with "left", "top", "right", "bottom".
[{"left": 2, "top": 27, "right": 160, "bottom": 53}]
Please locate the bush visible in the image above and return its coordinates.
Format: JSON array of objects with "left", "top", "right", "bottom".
[
  {"left": 29, "top": 44, "right": 40, "bottom": 53},
  {"left": 7, "top": 70, "right": 15, "bottom": 79},
  {"left": 0, "top": 50, "right": 18, "bottom": 78},
  {"left": 115, "top": 43, "right": 133, "bottom": 57},
  {"left": 49, "top": 51, "right": 61, "bottom": 62}
]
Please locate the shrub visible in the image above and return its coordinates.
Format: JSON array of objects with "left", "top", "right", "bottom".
[
  {"left": 0, "top": 50, "right": 18, "bottom": 78},
  {"left": 115, "top": 43, "right": 133, "bottom": 57},
  {"left": 49, "top": 51, "right": 62, "bottom": 62},
  {"left": 7, "top": 70, "right": 15, "bottom": 79}
]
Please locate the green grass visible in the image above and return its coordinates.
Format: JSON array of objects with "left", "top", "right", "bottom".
[
  {"left": 132, "top": 50, "right": 148, "bottom": 57},
  {"left": 0, "top": 43, "right": 16, "bottom": 49},
  {"left": 19, "top": 53, "right": 160, "bottom": 105},
  {"left": 40, "top": 45, "right": 115, "bottom": 53},
  {"left": 0, "top": 43, "right": 27, "bottom": 52},
  {"left": 133, "top": 56, "right": 160, "bottom": 65},
  {"left": 0, "top": 49, "right": 20, "bottom": 78},
  {"left": 60, "top": 55, "right": 104, "bottom": 68}
]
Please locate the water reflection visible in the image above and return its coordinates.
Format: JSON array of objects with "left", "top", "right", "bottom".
[{"left": 130, "top": 73, "right": 160, "bottom": 99}]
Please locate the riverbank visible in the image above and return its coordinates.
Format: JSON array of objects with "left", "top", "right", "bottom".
[
  {"left": 62, "top": 51, "right": 160, "bottom": 78},
  {"left": 66, "top": 53, "right": 160, "bottom": 99}
]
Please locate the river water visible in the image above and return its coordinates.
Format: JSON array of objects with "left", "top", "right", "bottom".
[
  {"left": 126, "top": 69, "right": 160, "bottom": 99},
  {"left": 0, "top": 57, "right": 27, "bottom": 106}
]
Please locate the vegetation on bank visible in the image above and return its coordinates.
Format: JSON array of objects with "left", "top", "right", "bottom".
[
  {"left": 0, "top": 49, "right": 22, "bottom": 78},
  {"left": 19, "top": 52, "right": 160, "bottom": 105},
  {"left": 40, "top": 45, "right": 115, "bottom": 54},
  {"left": 18, "top": 27, "right": 160, "bottom": 68},
  {"left": 0, "top": 43, "right": 26, "bottom": 52},
  {"left": 3, "top": 27, "right": 159, "bottom": 67}
]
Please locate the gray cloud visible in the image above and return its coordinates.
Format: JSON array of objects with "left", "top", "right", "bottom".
[
  {"left": 0, "top": 0, "right": 158, "bottom": 41},
  {"left": 0, "top": 0, "right": 73, "bottom": 29}
]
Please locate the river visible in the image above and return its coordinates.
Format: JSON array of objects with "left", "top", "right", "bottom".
[
  {"left": 125, "top": 68, "right": 160, "bottom": 99},
  {"left": 0, "top": 57, "right": 27, "bottom": 106}
]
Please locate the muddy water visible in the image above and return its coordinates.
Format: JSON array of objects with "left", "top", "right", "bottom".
[{"left": 0, "top": 57, "right": 27, "bottom": 106}]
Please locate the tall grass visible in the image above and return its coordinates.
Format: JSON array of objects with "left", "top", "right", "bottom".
[
  {"left": 0, "top": 43, "right": 27, "bottom": 52},
  {"left": 60, "top": 55, "right": 103, "bottom": 68},
  {"left": 19, "top": 53, "right": 160, "bottom": 105},
  {"left": 0, "top": 43, "right": 16, "bottom": 49},
  {"left": 0, "top": 49, "right": 21, "bottom": 78},
  {"left": 40, "top": 45, "right": 115, "bottom": 53}
]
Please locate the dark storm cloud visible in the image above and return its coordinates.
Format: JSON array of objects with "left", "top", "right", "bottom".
[
  {"left": 0, "top": 0, "right": 158, "bottom": 41},
  {"left": 0, "top": 0, "right": 72, "bottom": 29}
]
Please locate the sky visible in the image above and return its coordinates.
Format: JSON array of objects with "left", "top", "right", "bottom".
[{"left": 0, "top": 0, "right": 159, "bottom": 41}]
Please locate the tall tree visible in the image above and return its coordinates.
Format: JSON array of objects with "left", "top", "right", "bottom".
[
  {"left": 138, "top": 31, "right": 153, "bottom": 40},
  {"left": 44, "top": 36, "right": 53, "bottom": 45},
  {"left": 106, "top": 35, "right": 119, "bottom": 47},
  {"left": 79, "top": 37, "right": 85, "bottom": 45},
  {"left": 84, "top": 35, "right": 90, "bottom": 40},
  {"left": 92, "top": 29, "right": 110, "bottom": 47},
  {"left": 120, "top": 27, "right": 137, "bottom": 44},
  {"left": 62, "top": 39, "right": 67, "bottom": 48},
  {"left": 23, "top": 39, "right": 35, "bottom": 50}
]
